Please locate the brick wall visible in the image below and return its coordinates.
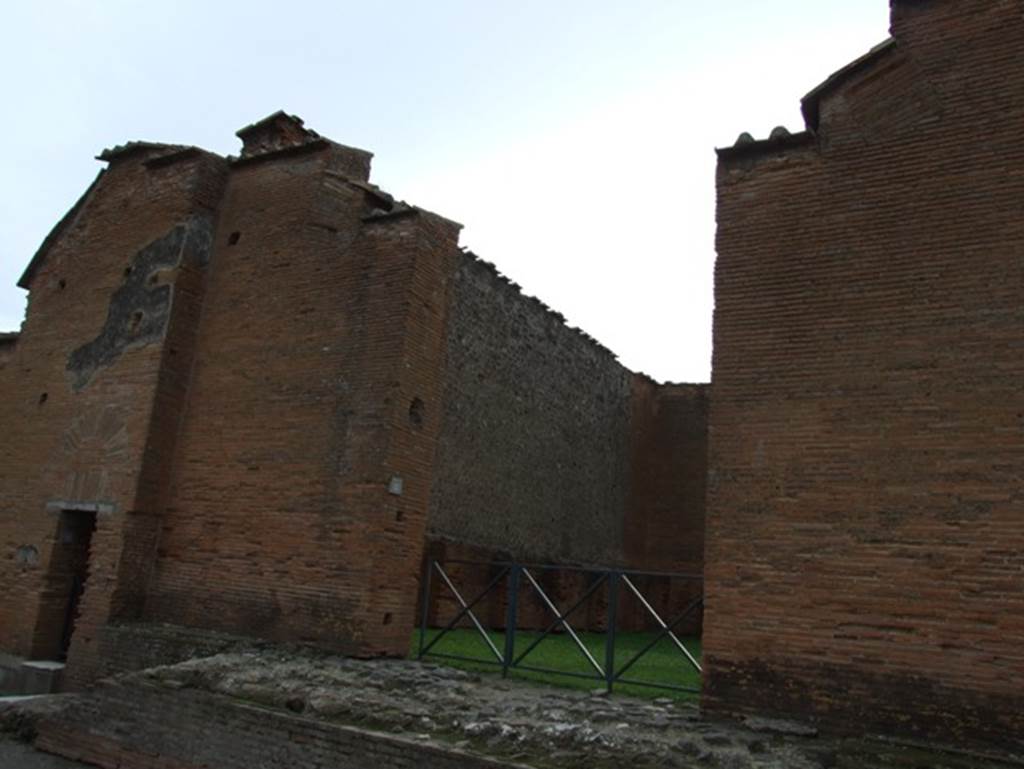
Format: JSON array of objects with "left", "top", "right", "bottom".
[
  {"left": 0, "top": 146, "right": 226, "bottom": 673},
  {"left": 704, "top": 0, "right": 1024, "bottom": 751},
  {"left": 2, "top": 114, "right": 709, "bottom": 685},
  {"left": 143, "top": 137, "right": 461, "bottom": 658},
  {"left": 0, "top": 335, "right": 17, "bottom": 369},
  {"left": 35, "top": 679, "right": 524, "bottom": 769}
]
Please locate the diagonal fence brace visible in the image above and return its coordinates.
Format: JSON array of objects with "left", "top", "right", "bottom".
[
  {"left": 520, "top": 568, "right": 605, "bottom": 678},
  {"left": 621, "top": 574, "right": 702, "bottom": 673},
  {"left": 420, "top": 561, "right": 506, "bottom": 664}
]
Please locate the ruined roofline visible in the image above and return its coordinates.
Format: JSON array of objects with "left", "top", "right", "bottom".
[
  {"left": 235, "top": 110, "right": 315, "bottom": 140},
  {"left": 458, "top": 249, "right": 704, "bottom": 387},
  {"left": 456, "top": 248, "right": 696, "bottom": 387},
  {"left": 716, "top": 129, "right": 816, "bottom": 162},
  {"left": 17, "top": 169, "right": 106, "bottom": 290},
  {"left": 229, "top": 137, "right": 331, "bottom": 167},
  {"left": 801, "top": 37, "right": 897, "bottom": 131},
  {"left": 634, "top": 371, "right": 710, "bottom": 389},
  {"left": 0, "top": 331, "right": 18, "bottom": 343},
  {"left": 458, "top": 248, "right": 621, "bottom": 364},
  {"left": 716, "top": 37, "right": 896, "bottom": 163},
  {"left": 96, "top": 141, "right": 193, "bottom": 163}
]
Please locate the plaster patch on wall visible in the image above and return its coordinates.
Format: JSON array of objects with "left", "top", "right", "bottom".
[{"left": 66, "top": 216, "right": 214, "bottom": 390}]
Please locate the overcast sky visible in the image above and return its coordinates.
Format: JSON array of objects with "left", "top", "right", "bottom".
[{"left": 0, "top": 1, "right": 890, "bottom": 382}]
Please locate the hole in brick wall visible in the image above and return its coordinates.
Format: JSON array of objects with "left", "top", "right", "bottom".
[
  {"left": 148, "top": 273, "right": 160, "bottom": 286},
  {"left": 15, "top": 545, "right": 39, "bottom": 570},
  {"left": 382, "top": 612, "right": 393, "bottom": 626},
  {"left": 395, "top": 510, "right": 405, "bottom": 522},
  {"left": 169, "top": 347, "right": 178, "bottom": 356},
  {"left": 58, "top": 279, "right": 66, "bottom": 290},
  {"left": 124, "top": 266, "right": 132, "bottom": 277},
  {"left": 127, "top": 311, "right": 144, "bottom": 334},
  {"left": 408, "top": 397, "right": 425, "bottom": 428},
  {"left": 38, "top": 392, "right": 48, "bottom": 405},
  {"left": 228, "top": 231, "right": 241, "bottom": 246}
]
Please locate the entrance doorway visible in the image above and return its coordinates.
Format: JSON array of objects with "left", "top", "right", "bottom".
[{"left": 47, "top": 511, "right": 97, "bottom": 660}]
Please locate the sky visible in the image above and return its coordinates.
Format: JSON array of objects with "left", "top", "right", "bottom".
[{"left": 0, "top": 1, "right": 890, "bottom": 383}]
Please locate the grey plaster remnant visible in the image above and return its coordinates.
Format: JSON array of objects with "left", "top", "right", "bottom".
[{"left": 66, "top": 216, "right": 214, "bottom": 391}]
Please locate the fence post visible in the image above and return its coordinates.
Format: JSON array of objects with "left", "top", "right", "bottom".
[
  {"left": 605, "top": 571, "right": 619, "bottom": 693},
  {"left": 418, "top": 558, "right": 433, "bottom": 659},
  {"left": 502, "top": 564, "right": 520, "bottom": 678}
]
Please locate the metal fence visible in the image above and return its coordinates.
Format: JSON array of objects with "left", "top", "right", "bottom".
[{"left": 416, "top": 558, "right": 703, "bottom": 694}]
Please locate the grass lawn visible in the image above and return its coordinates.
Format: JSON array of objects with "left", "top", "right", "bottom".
[{"left": 410, "top": 628, "right": 702, "bottom": 700}]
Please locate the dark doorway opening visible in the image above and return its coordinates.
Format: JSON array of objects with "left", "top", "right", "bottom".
[{"left": 51, "top": 511, "right": 97, "bottom": 660}]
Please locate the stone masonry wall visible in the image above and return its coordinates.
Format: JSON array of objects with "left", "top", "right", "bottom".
[
  {"left": 424, "top": 258, "right": 707, "bottom": 636},
  {"left": 428, "top": 254, "right": 634, "bottom": 566},
  {"left": 704, "top": 0, "right": 1024, "bottom": 752}
]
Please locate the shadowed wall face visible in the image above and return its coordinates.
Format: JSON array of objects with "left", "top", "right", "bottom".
[
  {"left": 428, "top": 254, "right": 634, "bottom": 566},
  {"left": 705, "top": 0, "right": 1024, "bottom": 751}
]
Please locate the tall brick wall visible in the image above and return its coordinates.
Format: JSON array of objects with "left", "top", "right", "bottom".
[
  {"left": 0, "top": 147, "right": 226, "bottom": 673},
  {"left": 705, "top": 0, "right": 1024, "bottom": 751},
  {"left": 626, "top": 379, "right": 707, "bottom": 575},
  {"left": 144, "top": 136, "right": 461, "bottom": 658}
]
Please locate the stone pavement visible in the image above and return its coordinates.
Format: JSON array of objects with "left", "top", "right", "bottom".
[
  {"left": 131, "top": 651, "right": 1021, "bottom": 769},
  {"left": 2, "top": 651, "right": 1021, "bottom": 768}
]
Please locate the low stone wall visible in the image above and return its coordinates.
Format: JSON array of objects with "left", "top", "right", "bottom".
[
  {"left": 35, "top": 681, "right": 524, "bottom": 769},
  {"left": 71, "top": 622, "right": 257, "bottom": 687},
  {"left": 17, "top": 650, "right": 1017, "bottom": 769}
]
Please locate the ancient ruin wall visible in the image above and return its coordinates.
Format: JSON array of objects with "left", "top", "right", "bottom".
[
  {"left": 704, "top": 0, "right": 1024, "bottom": 751},
  {"left": 428, "top": 254, "right": 634, "bottom": 566},
  {"left": 0, "top": 148, "right": 227, "bottom": 673},
  {"left": 143, "top": 136, "right": 460, "bottom": 658},
  {"left": 0, "top": 334, "right": 17, "bottom": 369}
]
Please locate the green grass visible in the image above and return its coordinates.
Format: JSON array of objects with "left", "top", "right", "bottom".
[{"left": 411, "top": 628, "right": 702, "bottom": 700}]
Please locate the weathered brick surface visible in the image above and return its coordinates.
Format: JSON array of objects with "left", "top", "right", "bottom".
[
  {"left": 0, "top": 335, "right": 17, "bottom": 369},
  {"left": 35, "top": 680, "right": 525, "bottom": 769},
  {"left": 144, "top": 144, "right": 460, "bottom": 658},
  {"left": 0, "top": 147, "right": 227, "bottom": 671},
  {"left": 1, "top": 113, "right": 707, "bottom": 687},
  {"left": 705, "top": 0, "right": 1024, "bottom": 751}
]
